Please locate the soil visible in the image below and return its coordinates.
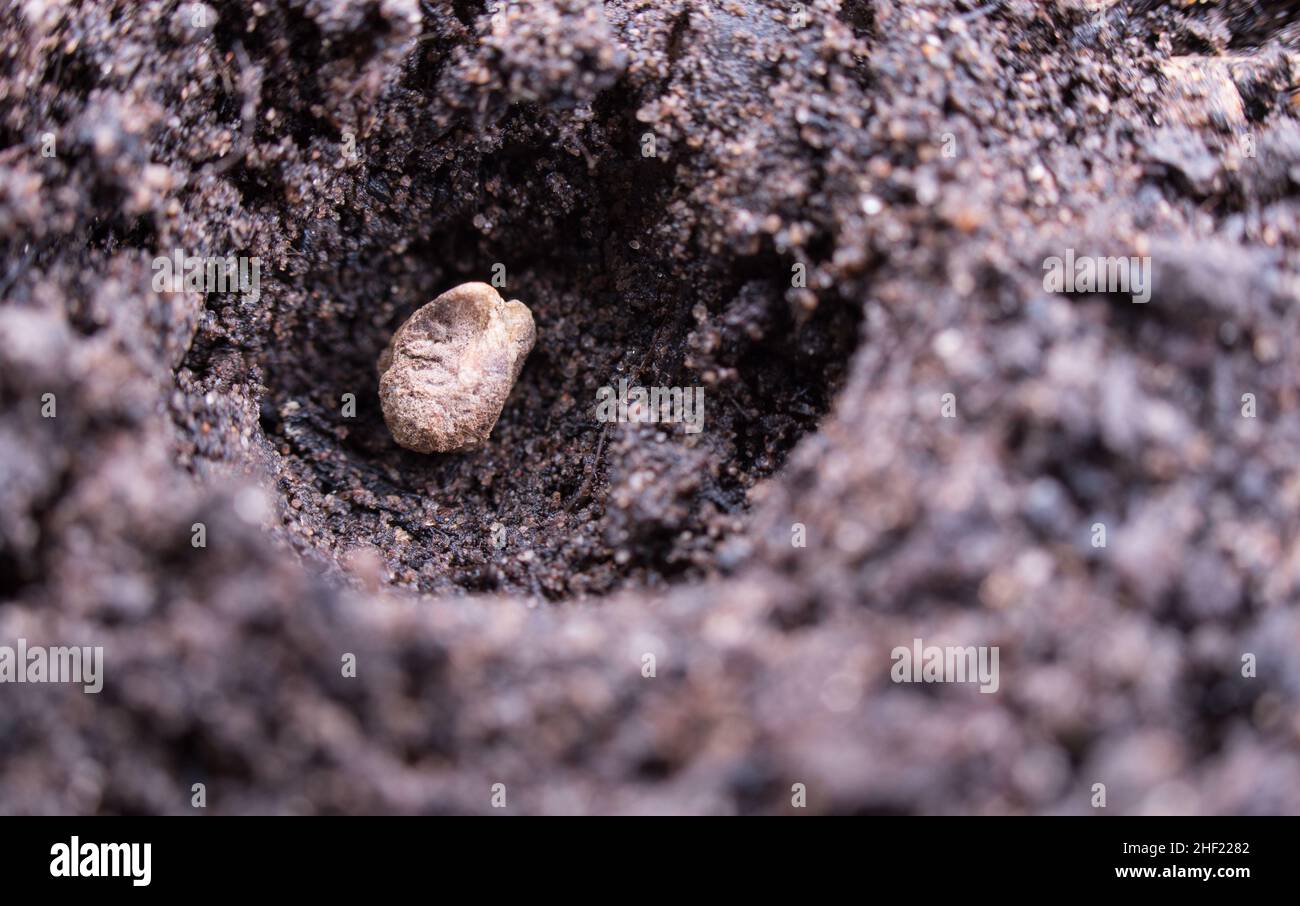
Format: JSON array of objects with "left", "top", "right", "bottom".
[{"left": 2, "top": 0, "right": 1300, "bottom": 814}]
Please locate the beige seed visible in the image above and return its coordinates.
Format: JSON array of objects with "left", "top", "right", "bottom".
[{"left": 378, "top": 282, "right": 535, "bottom": 453}]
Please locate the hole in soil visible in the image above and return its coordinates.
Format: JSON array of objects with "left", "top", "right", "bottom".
[{"left": 194, "top": 91, "right": 860, "bottom": 600}]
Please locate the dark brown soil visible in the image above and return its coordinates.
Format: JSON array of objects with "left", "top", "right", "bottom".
[{"left": 2, "top": 0, "right": 1300, "bottom": 814}]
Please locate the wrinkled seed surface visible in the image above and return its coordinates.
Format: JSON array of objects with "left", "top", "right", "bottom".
[{"left": 378, "top": 283, "right": 535, "bottom": 453}]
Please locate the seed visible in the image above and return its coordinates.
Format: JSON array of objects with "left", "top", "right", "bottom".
[{"left": 378, "top": 282, "right": 535, "bottom": 453}]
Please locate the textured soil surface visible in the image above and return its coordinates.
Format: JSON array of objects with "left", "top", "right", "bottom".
[{"left": 3, "top": 0, "right": 1300, "bottom": 814}]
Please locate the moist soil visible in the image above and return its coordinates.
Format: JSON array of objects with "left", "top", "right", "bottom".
[{"left": 2, "top": 0, "right": 1300, "bottom": 814}]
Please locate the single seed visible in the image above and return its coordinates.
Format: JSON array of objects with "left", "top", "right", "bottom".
[{"left": 378, "top": 282, "right": 535, "bottom": 453}]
